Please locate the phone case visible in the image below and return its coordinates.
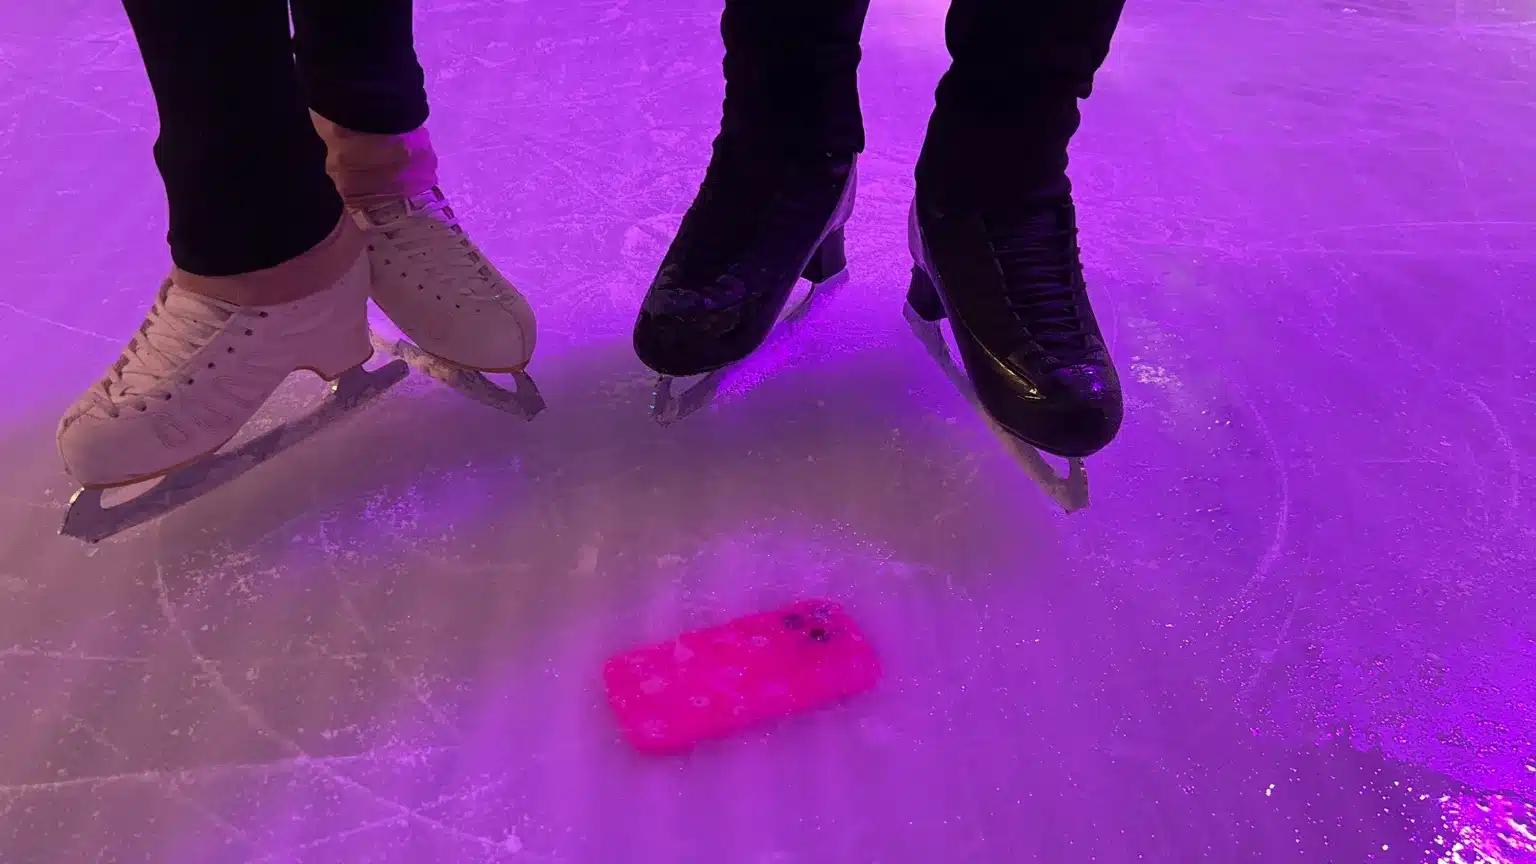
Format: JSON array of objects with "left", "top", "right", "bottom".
[{"left": 602, "top": 599, "right": 880, "bottom": 753}]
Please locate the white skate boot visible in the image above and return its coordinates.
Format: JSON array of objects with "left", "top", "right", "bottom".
[
  {"left": 57, "top": 253, "right": 406, "bottom": 541},
  {"left": 312, "top": 114, "right": 542, "bottom": 418},
  {"left": 354, "top": 189, "right": 544, "bottom": 417}
]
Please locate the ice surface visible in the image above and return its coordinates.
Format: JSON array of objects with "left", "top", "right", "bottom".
[{"left": 0, "top": 0, "right": 1533, "bottom": 861}]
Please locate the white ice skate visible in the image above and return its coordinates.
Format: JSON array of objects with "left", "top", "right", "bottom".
[
  {"left": 57, "top": 255, "right": 407, "bottom": 542},
  {"left": 355, "top": 188, "right": 545, "bottom": 419}
]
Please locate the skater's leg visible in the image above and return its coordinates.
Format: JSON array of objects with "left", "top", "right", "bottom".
[
  {"left": 292, "top": 0, "right": 535, "bottom": 374},
  {"left": 916, "top": 0, "right": 1125, "bottom": 206},
  {"left": 126, "top": 0, "right": 356, "bottom": 299},
  {"left": 291, "top": 0, "right": 436, "bottom": 200},
  {"left": 720, "top": 0, "right": 871, "bottom": 156},
  {"left": 633, "top": 0, "right": 870, "bottom": 379},
  {"left": 906, "top": 0, "right": 1127, "bottom": 458},
  {"left": 58, "top": 0, "right": 374, "bottom": 489},
  {"left": 290, "top": 0, "right": 428, "bottom": 138}
]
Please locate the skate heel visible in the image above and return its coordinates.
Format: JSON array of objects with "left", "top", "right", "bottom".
[
  {"left": 304, "top": 321, "right": 375, "bottom": 381},
  {"left": 287, "top": 255, "right": 377, "bottom": 381},
  {"left": 801, "top": 227, "right": 847, "bottom": 284},
  {"left": 906, "top": 266, "right": 946, "bottom": 322},
  {"left": 306, "top": 340, "right": 373, "bottom": 382}
]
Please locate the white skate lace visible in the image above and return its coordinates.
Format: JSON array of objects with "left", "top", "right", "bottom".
[
  {"left": 361, "top": 189, "right": 516, "bottom": 305},
  {"left": 87, "top": 280, "right": 237, "bottom": 418}
]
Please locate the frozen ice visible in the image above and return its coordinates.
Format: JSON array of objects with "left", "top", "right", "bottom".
[{"left": 0, "top": 0, "right": 1533, "bottom": 861}]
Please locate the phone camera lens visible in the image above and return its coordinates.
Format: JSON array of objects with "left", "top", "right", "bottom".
[{"left": 809, "top": 627, "right": 830, "bottom": 642}]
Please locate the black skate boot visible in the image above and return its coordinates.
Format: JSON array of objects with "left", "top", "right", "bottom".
[
  {"left": 906, "top": 192, "right": 1122, "bottom": 459},
  {"left": 633, "top": 139, "right": 856, "bottom": 379}
]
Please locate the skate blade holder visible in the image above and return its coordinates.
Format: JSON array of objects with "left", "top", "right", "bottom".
[
  {"left": 650, "top": 268, "right": 848, "bottom": 425},
  {"left": 902, "top": 303, "right": 1089, "bottom": 513},
  {"left": 370, "top": 331, "right": 545, "bottom": 419},
  {"left": 59, "top": 360, "right": 408, "bottom": 544}
]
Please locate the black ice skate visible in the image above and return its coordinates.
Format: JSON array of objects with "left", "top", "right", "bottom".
[
  {"left": 904, "top": 194, "right": 1121, "bottom": 512},
  {"left": 634, "top": 141, "right": 856, "bottom": 423}
]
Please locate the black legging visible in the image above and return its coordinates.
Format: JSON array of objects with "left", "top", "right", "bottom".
[
  {"left": 718, "top": 0, "right": 1126, "bottom": 205},
  {"left": 123, "top": 0, "right": 428, "bottom": 278}
]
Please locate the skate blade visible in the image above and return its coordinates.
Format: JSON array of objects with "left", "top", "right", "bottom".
[
  {"left": 59, "top": 360, "right": 408, "bottom": 544},
  {"left": 370, "top": 332, "right": 545, "bottom": 420},
  {"left": 651, "top": 269, "right": 847, "bottom": 425},
  {"left": 903, "top": 303, "right": 1090, "bottom": 513}
]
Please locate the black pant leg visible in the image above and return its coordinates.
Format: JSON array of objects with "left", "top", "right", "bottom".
[
  {"left": 123, "top": 0, "right": 341, "bottom": 277},
  {"left": 290, "top": 0, "right": 429, "bottom": 135},
  {"left": 916, "top": 0, "right": 1126, "bottom": 206},
  {"left": 718, "top": 0, "right": 872, "bottom": 155}
]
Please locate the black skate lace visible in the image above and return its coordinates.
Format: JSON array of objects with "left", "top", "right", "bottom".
[{"left": 990, "top": 206, "right": 1096, "bottom": 371}]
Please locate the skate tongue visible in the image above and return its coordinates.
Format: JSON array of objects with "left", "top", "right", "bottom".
[
  {"left": 358, "top": 187, "right": 443, "bottom": 227},
  {"left": 160, "top": 286, "right": 230, "bottom": 321},
  {"left": 359, "top": 199, "right": 410, "bottom": 225}
]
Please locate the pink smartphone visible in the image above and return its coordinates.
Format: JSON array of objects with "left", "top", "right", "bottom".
[{"left": 602, "top": 599, "right": 880, "bottom": 753}]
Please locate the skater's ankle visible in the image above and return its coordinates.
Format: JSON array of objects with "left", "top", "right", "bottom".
[
  {"left": 712, "top": 131, "right": 858, "bottom": 165},
  {"left": 311, "top": 110, "right": 440, "bottom": 204},
  {"left": 175, "top": 215, "right": 366, "bottom": 307},
  {"left": 917, "top": 170, "right": 1072, "bottom": 216}
]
